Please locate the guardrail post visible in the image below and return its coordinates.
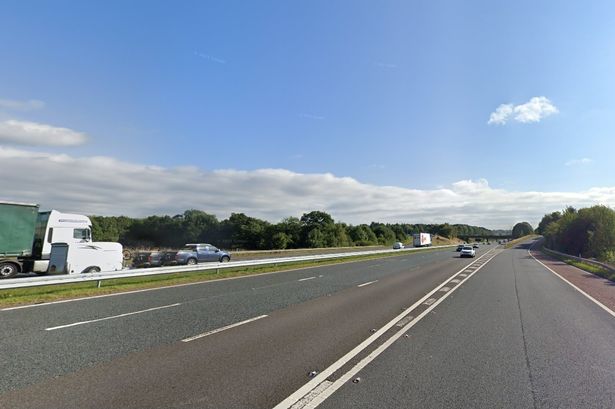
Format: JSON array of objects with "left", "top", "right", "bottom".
[{"left": 97, "top": 280, "right": 102, "bottom": 288}]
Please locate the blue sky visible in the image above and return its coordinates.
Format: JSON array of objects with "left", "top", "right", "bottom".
[{"left": 1, "top": 1, "right": 614, "bottom": 228}]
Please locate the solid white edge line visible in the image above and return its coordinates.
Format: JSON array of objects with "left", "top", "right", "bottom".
[
  {"left": 298, "top": 277, "right": 317, "bottom": 282},
  {"left": 303, "top": 251, "right": 501, "bottom": 409},
  {"left": 181, "top": 315, "right": 269, "bottom": 342},
  {"left": 357, "top": 280, "right": 378, "bottom": 288},
  {"left": 45, "top": 303, "right": 182, "bottom": 331},
  {"left": 273, "top": 248, "right": 499, "bottom": 409},
  {"left": 528, "top": 241, "right": 615, "bottom": 318}
]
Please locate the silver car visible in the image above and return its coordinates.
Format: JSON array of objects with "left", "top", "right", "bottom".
[{"left": 460, "top": 245, "right": 476, "bottom": 258}]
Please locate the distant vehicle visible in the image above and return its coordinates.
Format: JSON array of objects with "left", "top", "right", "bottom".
[
  {"left": 460, "top": 246, "right": 476, "bottom": 258},
  {"left": 473, "top": 244, "right": 479, "bottom": 248},
  {"left": 132, "top": 251, "right": 165, "bottom": 268},
  {"left": 0, "top": 201, "right": 120, "bottom": 278},
  {"left": 393, "top": 242, "right": 405, "bottom": 249},
  {"left": 173, "top": 243, "right": 231, "bottom": 265},
  {"left": 413, "top": 233, "right": 431, "bottom": 247},
  {"left": 456, "top": 244, "right": 464, "bottom": 252}
]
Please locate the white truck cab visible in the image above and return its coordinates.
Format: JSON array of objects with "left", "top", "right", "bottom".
[{"left": 30, "top": 210, "right": 93, "bottom": 273}]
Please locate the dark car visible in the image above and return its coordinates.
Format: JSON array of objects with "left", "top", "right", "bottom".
[
  {"left": 131, "top": 251, "right": 165, "bottom": 268},
  {"left": 456, "top": 244, "right": 464, "bottom": 252}
]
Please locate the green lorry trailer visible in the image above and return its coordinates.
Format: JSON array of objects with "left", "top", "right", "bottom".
[{"left": 0, "top": 201, "right": 40, "bottom": 278}]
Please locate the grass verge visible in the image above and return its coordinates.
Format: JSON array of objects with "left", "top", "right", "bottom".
[
  {"left": 504, "top": 235, "right": 540, "bottom": 249},
  {"left": 541, "top": 248, "right": 615, "bottom": 282},
  {"left": 0, "top": 246, "right": 451, "bottom": 308}
]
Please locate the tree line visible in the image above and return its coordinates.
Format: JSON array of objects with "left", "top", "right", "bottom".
[
  {"left": 90, "top": 209, "right": 498, "bottom": 250},
  {"left": 536, "top": 205, "right": 615, "bottom": 263}
]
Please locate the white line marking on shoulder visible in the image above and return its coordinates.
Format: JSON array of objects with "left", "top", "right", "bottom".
[{"left": 528, "top": 242, "right": 615, "bottom": 318}]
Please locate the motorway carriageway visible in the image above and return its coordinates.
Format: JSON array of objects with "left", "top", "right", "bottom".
[{"left": 0, "top": 241, "right": 614, "bottom": 408}]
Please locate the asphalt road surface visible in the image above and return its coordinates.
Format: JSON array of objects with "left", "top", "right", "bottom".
[{"left": 0, "top": 241, "right": 613, "bottom": 408}]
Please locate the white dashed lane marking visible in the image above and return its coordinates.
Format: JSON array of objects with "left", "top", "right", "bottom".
[
  {"left": 45, "top": 303, "right": 182, "bottom": 331},
  {"left": 182, "top": 315, "right": 269, "bottom": 342}
]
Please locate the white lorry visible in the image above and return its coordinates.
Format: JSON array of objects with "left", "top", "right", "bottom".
[
  {"left": 413, "top": 233, "right": 432, "bottom": 247},
  {"left": 27, "top": 209, "right": 96, "bottom": 273},
  {"left": 0, "top": 201, "right": 123, "bottom": 278}
]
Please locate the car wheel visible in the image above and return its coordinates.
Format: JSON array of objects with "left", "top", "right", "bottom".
[
  {"left": 220, "top": 256, "right": 230, "bottom": 263},
  {"left": 82, "top": 266, "right": 101, "bottom": 274},
  {"left": 186, "top": 258, "right": 197, "bottom": 265}
]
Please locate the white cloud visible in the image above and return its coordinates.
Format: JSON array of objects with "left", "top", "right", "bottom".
[
  {"left": 194, "top": 51, "right": 226, "bottom": 64},
  {"left": 565, "top": 158, "right": 593, "bottom": 166},
  {"left": 0, "top": 98, "right": 45, "bottom": 111},
  {"left": 0, "top": 120, "right": 87, "bottom": 146},
  {"left": 487, "top": 104, "right": 514, "bottom": 125},
  {"left": 1, "top": 147, "right": 614, "bottom": 229},
  {"left": 488, "top": 96, "right": 558, "bottom": 125}
]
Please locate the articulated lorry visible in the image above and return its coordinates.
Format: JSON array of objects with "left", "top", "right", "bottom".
[
  {"left": 0, "top": 201, "right": 122, "bottom": 278},
  {"left": 413, "top": 233, "right": 432, "bottom": 247}
]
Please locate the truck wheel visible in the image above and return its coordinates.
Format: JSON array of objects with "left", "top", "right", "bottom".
[
  {"left": 0, "top": 262, "right": 19, "bottom": 279},
  {"left": 82, "top": 266, "right": 101, "bottom": 274},
  {"left": 186, "top": 258, "right": 197, "bottom": 265},
  {"left": 220, "top": 256, "right": 230, "bottom": 263}
]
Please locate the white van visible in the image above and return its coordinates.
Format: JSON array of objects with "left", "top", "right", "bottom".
[{"left": 48, "top": 242, "right": 123, "bottom": 274}]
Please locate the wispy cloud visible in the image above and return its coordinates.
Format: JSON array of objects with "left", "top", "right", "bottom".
[
  {"left": 565, "top": 158, "right": 593, "bottom": 166},
  {"left": 299, "top": 113, "right": 325, "bottom": 120},
  {"left": 488, "top": 96, "right": 558, "bottom": 125},
  {"left": 0, "top": 98, "right": 45, "bottom": 111},
  {"left": 375, "top": 62, "right": 397, "bottom": 69},
  {"left": 194, "top": 51, "right": 226, "bottom": 64},
  {"left": 1, "top": 147, "right": 614, "bottom": 229},
  {"left": 0, "top": 120, "right": 87, "bottom": 146}
]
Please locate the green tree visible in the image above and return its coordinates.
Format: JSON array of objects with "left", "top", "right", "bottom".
[
  {"left": 300, "top": 211, "right": 335, "bottom": 247},
  {"left": 348, "top": 224, "right": 378, "bottom": 246},
  {"left": 536, "top": 211, "right": 562, "bottom": 235},
  {"left": 226, "top": 213, "right": 270, "bottom": 249},
  {"left": 179, "top": 209, "right": 219, "bottom": 244},
  {"left": 269, "top": 232, "right": 290, "bottom": 249},
  {"left": 370, "top": 223, "right": 397, "bottom": 245},
  {"left": 511, "top": 222, "right": 534, "bottom": 239},
  {"left": 276, "top": 217, "right": 302, "bottom": 248},
  {"left": 305, "top": 228, "right": 326, "bottom": 248}
]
